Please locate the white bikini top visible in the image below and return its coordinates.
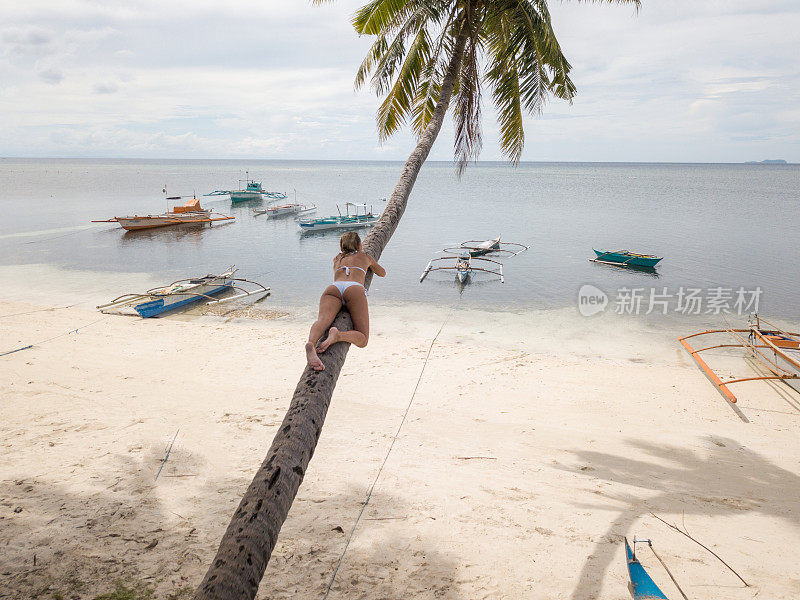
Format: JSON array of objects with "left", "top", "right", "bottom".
[
  {"left": 338, "top": 265, "right": 366, "bottom": 276},
  {"left": 337, "top": 251, "right": 367, "bottom": 276}
]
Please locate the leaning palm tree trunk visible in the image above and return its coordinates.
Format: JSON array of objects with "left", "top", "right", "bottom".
[{"left": 192, "top": 28, "right": 468, "bottom": 600}]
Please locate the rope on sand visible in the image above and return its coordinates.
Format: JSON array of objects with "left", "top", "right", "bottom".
[
  {"left": 0, "top": 315, "right": 110, "bottom": 358},
  {"left": 321, "top": 311, "right": 452, "bottom": 599}
]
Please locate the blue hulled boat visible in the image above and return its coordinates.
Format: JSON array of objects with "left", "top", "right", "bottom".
[
  {"left": 625, "top": 538, "right": 668, "bottom": 599},
  {"left": 593, "top": 249, "right": 663, "bottom": 268}
]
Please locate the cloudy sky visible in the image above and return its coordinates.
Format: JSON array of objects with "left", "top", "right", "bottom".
[{"left": 1, "top": 0, "right": 798, "bottom": 162}]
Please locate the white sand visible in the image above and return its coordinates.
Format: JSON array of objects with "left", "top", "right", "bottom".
[{"left": 1, "top": 292, "right": 799, "bottom": 599}]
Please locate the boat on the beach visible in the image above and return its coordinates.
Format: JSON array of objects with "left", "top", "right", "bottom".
[
  {"left": 92, "top": 197, "right": 234, "bottom": 231},
  {"left": 624, "top": 538, "right": 668, "bottom": 599},
  {"left": 420, "top": 250, "right": 504, "bottom": 284},
  {"left": 206, "top": 174, "right": 286, "bottom": 203},
  {"left": 254, "top": 203, "right": 317, "bottom": 218},
  {"left": 443, "top": 235, "right": 529, "bottom": 257},
  {"left": 96, "top": 267, "right": 269, "bottom": 318},
  {"left": 591, "top": 249, "right": 663, "bottom": 268},
  {"left": 298, "top": 203, "right": 378, "bottom": 232},
  {"left": 679, "top": 314, "right": 800, "bottom": 407}
]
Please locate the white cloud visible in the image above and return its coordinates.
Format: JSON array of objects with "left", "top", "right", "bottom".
[{"left": 0, "top": 0, "right": 798, "bottom": 161}]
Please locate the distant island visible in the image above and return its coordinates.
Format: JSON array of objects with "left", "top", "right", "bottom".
[{"left": 745, "top": 159, "right": 788, "bottom": 164}]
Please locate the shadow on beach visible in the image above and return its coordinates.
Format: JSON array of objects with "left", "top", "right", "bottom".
[
  {"left": 0, "top": 454, "right": 462, "bottom": 600},
  {"left": 560, "top": 437, "right": 800, "bottom": 599}
]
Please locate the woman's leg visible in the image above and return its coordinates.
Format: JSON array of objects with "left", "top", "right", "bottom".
[
  {"left": 318, "top": 286, "right": 369, "bottom": 352},
  {"left": 306, "top": 286, "right": 343, "bottom": 370}
]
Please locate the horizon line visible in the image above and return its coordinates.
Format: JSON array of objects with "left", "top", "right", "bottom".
[{"left": 0, "top": 156, "right": 796, "bottom": 166}]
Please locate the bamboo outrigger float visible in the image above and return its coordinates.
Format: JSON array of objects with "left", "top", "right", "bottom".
[{"left": 679, "top": 314, "right": 800, "bottom": 412}]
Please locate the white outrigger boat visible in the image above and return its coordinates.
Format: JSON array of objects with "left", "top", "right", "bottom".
[
  {"left": 298, "top": 203, "right": 378, "bottom": 232},
  {"left": 679, "top": 314, "right": 800, "bottom": 410},
  {"left": 254, "top": 191, "right": 316, "bottom": 218},
  {"left": 93, "top": 197, "right": 234, "bottom": 231},
  {"left": 443, "top": 235, "right": 529, "bottom": 257},
  {"left": 206, "top": 172, "right": 286, "bottom": 203},
  {"left": 420, "top": 251, "right": 504, "bottom": 284},
  {"left": 254, "top": 203, "right": 317, "bottom": 218},
  {"left": 97, "top": 267, "right": 269, "bottom": 318}
]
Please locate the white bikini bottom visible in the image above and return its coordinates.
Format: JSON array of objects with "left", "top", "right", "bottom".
[{"left": 332, "top": 281, "right": 366, "bottom": 306}]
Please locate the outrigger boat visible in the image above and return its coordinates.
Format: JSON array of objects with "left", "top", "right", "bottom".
[
  {"left": 92, "top": 197, "right": 234, "bottom": 231},
  {"left": 298, "top": 203, "right": 379, "bottom": 232},
  {"left": 206, "top": 173, "right": 286, "bottom": 203},
  {"left": 679, "top": 314, "right": 800, "bottom": 408},
  {"left": 420, "top": 250, "right": 504, "bottom": 284},
  {"left": 443, "top": 235, "right": 528, "bottom": 257},
  {"left": 591, "top": 249, "right": 663, "bottom": 268},
  {"left": 97, "top": 267, "right": 269, "bottom": 318},
  {"left": 624, "top": 538, "right": 668, "bottom": 599},
  {"left": 254, "top": 203, "right": 317, "bottom": 218},
  {"left": 254, "top": 191, "right": 317, "bottom": 218}
]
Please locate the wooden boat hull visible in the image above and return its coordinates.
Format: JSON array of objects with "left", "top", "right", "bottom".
[
  {"left": 134, "top": 277, "right": 233, "bottom": 317},
  {"left": 298, "top": 216, "right": 378, "bottom": 231},
  {"left": 625, "top": 538, "right": 668, "bottom": 599},
  {"left": 593, "top": 249, "right": 662, "bottom": 268},
  {"left": 116, "top": 211, "right": 212, "bottom": 230}
]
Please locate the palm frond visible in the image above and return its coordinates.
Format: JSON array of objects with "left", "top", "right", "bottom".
[{"left": 452, "top": 9, "right": 483, "bottom": 174}]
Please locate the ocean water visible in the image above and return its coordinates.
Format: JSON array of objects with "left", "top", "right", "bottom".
[{"left": 1, "top": 158, "right": 798, "bottom": 320}]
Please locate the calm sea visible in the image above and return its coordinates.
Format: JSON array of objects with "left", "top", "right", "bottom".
[{"left": 1, "top": 158, "right": 798, "bottom": 320}]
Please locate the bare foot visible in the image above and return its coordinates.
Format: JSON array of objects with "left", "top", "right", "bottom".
[
  {"left": 305, "top": 342, "right": 324, "bottom": 371},
  {"left": 317, "top": 327, "right": 340, "bottom": 353}
]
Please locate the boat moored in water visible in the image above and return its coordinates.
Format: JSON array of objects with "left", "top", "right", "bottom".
[
  {"left": 420, "top": 250, "right": 504, "bottom": 284},
  {"left": 206, "top": 173, "right": 286, "bottom": 203},
  {"left": 254, "top": 203, "right": 317, "bottom": 218},
  {"left": 298, "top": 202, "right": 379, "bottom": 232},
  {"left": 591, "top": 249, "right": 663, "bottom": 268},
  {"left": 92, "top": 197, "right": 234, "bottom": 231},
  {"left": 443, "top": 235, "right": 529, "bottom": 257}
]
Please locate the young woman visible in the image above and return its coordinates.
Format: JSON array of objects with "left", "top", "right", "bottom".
[{"left": 305, "top": 231, "right": 386, "bottom": 371}]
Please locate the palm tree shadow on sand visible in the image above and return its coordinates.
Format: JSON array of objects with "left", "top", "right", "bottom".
[
  {"left": 0, "top": 454, "right": 461, "bottom": 600},
  {"left": 558, "top": 437, "right": 800, "bottom": 599}
]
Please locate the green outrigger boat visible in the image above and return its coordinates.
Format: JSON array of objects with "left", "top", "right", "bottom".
[{"left": 592, "top": 249, "right": 663, "bottom": 268}]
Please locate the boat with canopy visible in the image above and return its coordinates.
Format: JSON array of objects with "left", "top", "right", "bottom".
[
  {"left": 298, "top": 203, "right": 378, "bottom": 232},
  {"left": 92, "top": 197, "right": 234, "bottom": 231}
]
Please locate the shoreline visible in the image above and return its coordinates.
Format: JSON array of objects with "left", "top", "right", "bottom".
[{"left": 2, "top": 295, "right": 799, "bottom": 599}]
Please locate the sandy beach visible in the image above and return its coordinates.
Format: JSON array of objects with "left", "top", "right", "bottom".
[{"left": 2, "top": 287, "right": 799, "bottom": 600}]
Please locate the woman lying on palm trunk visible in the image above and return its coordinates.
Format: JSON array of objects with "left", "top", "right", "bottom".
[{"left": 305, "top": 231, "right": 386, "bottom": 371}]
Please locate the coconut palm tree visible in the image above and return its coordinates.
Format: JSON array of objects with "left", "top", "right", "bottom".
[{"left": 193, "top": 1, "right": 639, "bottom": 598}]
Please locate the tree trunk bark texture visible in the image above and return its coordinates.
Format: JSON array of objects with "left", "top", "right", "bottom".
[{"left": 192, "top": 26, "right": 468, "bottom": 600}]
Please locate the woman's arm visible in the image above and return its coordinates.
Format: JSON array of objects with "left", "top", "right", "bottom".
[{"left": 367, "top": 253, "right": 386, "bottom": 277}]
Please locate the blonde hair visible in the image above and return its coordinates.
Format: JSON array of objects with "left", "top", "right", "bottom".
[{"left": 340, "top": 231, "right": 361, "bottom": 254}]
